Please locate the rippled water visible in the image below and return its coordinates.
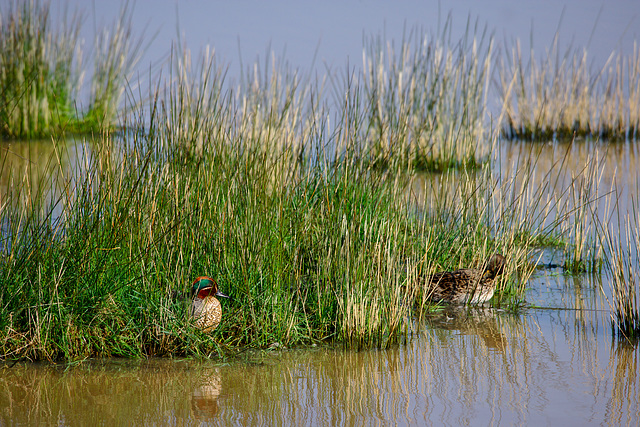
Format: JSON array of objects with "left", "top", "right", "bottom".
[{"left": 1, "top": 278, "right": 638, "bottom": 426}]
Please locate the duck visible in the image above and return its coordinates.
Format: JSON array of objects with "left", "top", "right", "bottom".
[
  {"left": 426, "top": 254, "right": 506, "bottom": 304},
  {"left": 190, "top": 276, "right": 229, "bottom": 332}
]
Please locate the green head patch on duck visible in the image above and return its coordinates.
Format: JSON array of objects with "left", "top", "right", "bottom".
[{"left": 191, "top": 276, "right": 229, "bottom": 300}]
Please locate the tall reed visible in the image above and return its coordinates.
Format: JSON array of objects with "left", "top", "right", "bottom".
[
  {"left": 498, "top": 37, "right": 640, "bottom": 140},
  {"left": 0, "top": 0, "right": 142, "bottom": 138},
  {"left": 0, "top": 0, "right": 81, "bottom": 138},
  {"left": 601, "top": 202, "right": 640, "bottom": 340},
  {"left": 85, "top": 2, "right": 144, "bottom": 130},
  {"left": 348, "top": 16, "right": 494, "bottom": 172}
]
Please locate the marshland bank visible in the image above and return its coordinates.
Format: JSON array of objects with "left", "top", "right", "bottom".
[{"left": 1, "top": 0, "right": 639, "bottom": 357}]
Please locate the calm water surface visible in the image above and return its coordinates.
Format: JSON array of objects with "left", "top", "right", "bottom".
[{"left": 1, "top": 287, "right": 637, "bottom": 425}]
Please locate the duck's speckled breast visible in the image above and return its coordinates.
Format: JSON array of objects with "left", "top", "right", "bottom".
[{"left": 191, "top": 297, "right": 222, "bottom": 332}]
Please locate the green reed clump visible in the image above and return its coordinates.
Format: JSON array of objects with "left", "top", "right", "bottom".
[
  {"left": 0, "top": 138, "right": 418, "bottom": 359},
  {"left": 498, "top": 36, "right": 640, "bottom": 140},
  {"left": 0, "top": 0, "right": 80, "bottom": 138},
  {"left": 0, "top": 0, "right": 142, "bottom": 139}
]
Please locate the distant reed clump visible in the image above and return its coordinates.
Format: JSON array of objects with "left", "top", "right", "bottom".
[
  {"left": 498, "top": 37, "right": 640, "bottom": 141},
  {"left": 0, "top": 0, "right": 142, "bottom": 139},
  {"left": 356, "top": 17, "right": 494, "bottom": 172}
]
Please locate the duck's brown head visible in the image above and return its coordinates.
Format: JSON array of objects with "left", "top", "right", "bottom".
[
  {"left": 485, "top": 254, "right": 506, "bottom": 277},
  {"left": 191, "top": 276, "right": 229, "bottom": 300}
]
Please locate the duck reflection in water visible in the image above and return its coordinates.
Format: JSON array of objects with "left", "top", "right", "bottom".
[
  {"left": 191, "top": 368, "right": 222, "bottom": 420},
  {"left": 425, "top": 306, "right": 508, "bottom": 352}
]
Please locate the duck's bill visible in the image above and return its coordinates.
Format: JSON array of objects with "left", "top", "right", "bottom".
[{"left": 216, "top": 291, "right": 230, "bottom": 298}]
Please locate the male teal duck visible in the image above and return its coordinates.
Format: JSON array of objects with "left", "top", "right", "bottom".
[
  {"left": 190, "top": 276, "right": 229, "bottom": 332},
  {"left": 426, "top": 254, "right": 506, "bottom": 304}
]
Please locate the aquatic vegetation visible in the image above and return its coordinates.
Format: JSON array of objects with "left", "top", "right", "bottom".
[
  {"left": 558, "top": 145, "right": 608, "bottom": 273},
  {"left": 498, "top": 36, "right": 640, "bottom": 140},
  {"left": 0, "top": 0, "right": 80, "bottom": 138},
  {"left": 0, "top": 16, "right": 622, "bottom": 361},
  {"left": 356, "top": 16, "right": 494, "bottom": 172},
  {"left": 0, "top": 0, "right": 142, "bottom": 139},
  {"left": 602, "top": 205, "right": 640, "bottom": 341},
  {"left": 0, "top": 44, "right": 537, "bottom": 361}
]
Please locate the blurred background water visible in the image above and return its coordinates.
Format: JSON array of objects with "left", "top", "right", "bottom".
[{"left": 54, "top": 0, "right": 639, "bottom": 110}]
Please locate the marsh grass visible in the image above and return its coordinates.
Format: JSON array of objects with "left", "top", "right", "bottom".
[
  {"left": 83, "top": 2, "right": 145, "bottom": 131},
  {"left": 559, "top": 148, "right": 608, "bottom": 273},
  {"left": 0, "top": 0, "right": 81, "bottom": 138},
  {"left": 498, "top": 37, "right": 640, "bottom": 140},
  {"left": 0, "top": 0, "right": 142, "bottom": 138},
  {"left": 602, "top": 202, "right": 640, "bottom": 341},
  {"left": 497, "top": 139, "right": 610, "bottom": 274},
  {"left": 0, "top": 19, "right": 617, "bottom": 361},
  {"left": 350, "top": 16, "right": 493, "bottom": 173}
]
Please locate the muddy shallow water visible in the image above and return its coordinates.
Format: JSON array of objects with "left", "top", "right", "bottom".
[
  {"left": 1, "top": 275, "right": 637, "bottom": 426},
  {"left": 2, "top": 267, "right": 639, "bottom": 426}
]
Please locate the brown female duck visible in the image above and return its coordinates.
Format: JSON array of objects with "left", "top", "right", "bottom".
[{"left": 426, "top": 254, "right": 506, "bottom": 304}]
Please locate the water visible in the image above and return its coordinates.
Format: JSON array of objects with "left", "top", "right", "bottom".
[
  {"left": 2, "top": 0, "right": 640, "bottom": 425},
  {"left": 52, "top": 0, "right": 638, "bottom": 107},
  {"left": 1, "top": 291, "right": 637, "bottom": 425}
]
